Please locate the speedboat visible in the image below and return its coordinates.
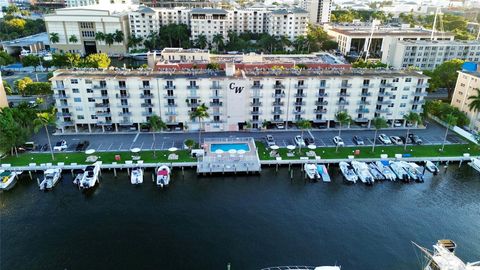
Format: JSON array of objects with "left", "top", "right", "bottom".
[
  {"left": 468, "top": 157, "right": 480, "bottom": 173},
  {"left": 130, "top": 167, "right": 143, "bottom": 185},
  {"left": 408, "top": 162, "right": 425, "bottom": 182},
  {"left": 375, "top": 161, "right": 397, "bottom": 181},
  {"left": 39, "top": 168, "right": 62, "bottom": 191},
  {"left": 351, "top": 161, "right": 374, "bottom": 185},
  {"left": 0, "top": 171, "right": 21, "bottom": 191},
  {"left": 79, "top": 163, "right": 100, "bottom": 190},
  {"left": 304, "top": 163, "right": 319, "bottom": 181},
  {"left": 425, "top": 160, "right": 439, "bottom": 175},
  {"left": 368, "top": 163, "right": 385, "bottom": 181},
  {"left": 339, "top": 161, "right": 357, "bottom": 183},
  {"left": 317, "top": 164, "right": 331, "bottom": 182},
  {"left": 390, "top": 161, "right": 410, "bottom": 182},
  {"left": 156, "top": 165, "right": 171, "bottom": 187},
  {"left": 399, "top": 161, "right": 418, "bottom": 182},
  {"left": 414, "top": 239, "right": 480, "bottom": 270},
  {"left": 72, "top": 169, "right": 84, "bottom": 186}
]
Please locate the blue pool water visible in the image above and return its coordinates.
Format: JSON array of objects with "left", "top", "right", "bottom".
[{"left": 210, "top": 143, "right": 250, "bottom": 152}]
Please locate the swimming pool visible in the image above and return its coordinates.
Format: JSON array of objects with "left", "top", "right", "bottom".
[{"left": 210, "top": 143, "right": 250, "bottom": 152}]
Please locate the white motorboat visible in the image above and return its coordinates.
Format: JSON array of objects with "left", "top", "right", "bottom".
[
  {"left": 130, "top": 167, "right": 144, "bottom": 185},
  {"left": 39, "top": 168, "right": 62, "bottom": 191},
  {"left": 339, "top": 161, "right": 357, "bottom": 183},
  {"left": 425, "top": 160, "right": 439, "bottom": 175},
  {"left": 72, "top": 169, "right": 84, "bottom": 186},
  {"left": 375, "top": 161, "right": 397, "bottom": 181},
  {"left": 0, "top": 171, "right": 21, "bottom": 191},
  {"left": 304, "top": 163, "right": 320, "bottom": 180},
  {"left": 468, "top": 157, "right": 480, "bottom": 173},
  {"left": 317, "top": 164, "right": 331, "bottom": 182},
  {"left": 399, "top": 161, "right": 418, "bottom": 182},
  {"left": 79, "top": 163, "right": 100, "bottom": 190},
  {"left": 368, "top": 163, "right": 385, "bottom": 181},
  {"left": 390, "top": 161, "right": 410, "bottom": 182},
  {"left": 408, "top": 162, "right": 425, "bottom": 182},
  {"left": 414, "top": 239, "right": 480, "bottom": 270},
  {"left": 156, "top": 165, "right": 171, "bottom": 187},
  {"left": 351, "top": 161, "right": 374, "bottom": 185}
]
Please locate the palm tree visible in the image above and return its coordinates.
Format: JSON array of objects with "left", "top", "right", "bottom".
[
  {"left": 127, "top": 35, "right": 143, "bottom": 49},
  {"left": 69, "top": 35, "right": 78, "bottom": 44},
  {"left": 371, "top": 117, "right": 388, "bottom": 152},
  {"left": 189, "top": 103, "right": 209, "bottom": 146},
  {"left": 33, "top": 111, "right": 56, "bottom": 161},
  {"left": 403, "top": 112, "right": 422, "bottom": 150},
  {"left": 335, "top": 111, "right": 351, "bottom": 152},
  {"left": 212, "top": 34, "right": 224, "bottom": 52},
  {"left": 104, "top": 33, "right": 115, "bottom": 47},
  {"left": 148, "top": 114, "right": 166, "bottom": 158},
  {"left": 276, "top": 35, "right": 291, "bottom": 51},
  {"left": 468, "top": 88, "right": 480, "bottom": 127},
  {"left": 114, "top": 30, "right": 124, "bottom": 44},
  {"left": 195, "top": 34, "right": 208, "bottom": 49},
  {"left": 49, "top": 32, "right": 59, "bottom": 44},
  {"left": 296, "top": 119, "right": 311, "bottom": 154},
  {"left": 441, "top": 114, "right": 457, "bottom": 152},
  {"left": 95, "top": 32, "right": 105, "bottom": 42}
]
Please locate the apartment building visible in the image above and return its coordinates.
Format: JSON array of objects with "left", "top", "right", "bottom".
[
  {"left": 386, "top": 40, "right": 480, "bottom": 70},
  {"left": 51, "top": 64, "right": 428, "bottom": 133},
  {"left": 44, "top": 4, "right": 133, "bottom": 55},
  {"left": 451, "top": 65, "right": 480, "bottom": 132},
  {"left": 65, "top": 0, "right": 136, "bottom": 7},
  {"left": 229, "top": 7, "right": 269, "bottom": 34},
  {"left": 266, "top": 8, "right": 309, "bottom": 41},
  {"left": 324, "top": 23, "right": 455, "bottom": 61},
  {"left": 189, "top": 8, "right": 229, "bottom": 43},
  {"left": 300, "top": 0, "right": 332, "bottom": 24}
]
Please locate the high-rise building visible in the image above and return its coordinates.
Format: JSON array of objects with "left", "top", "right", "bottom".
[
  {"left": 301, "top": 0, "right": 332, "bottom": 24},
  {"left": 65, "top": 0, "right": 137, "bottom": 7},
  {"left": 451, "top": 64, "right": 480, "bottom": 132}
]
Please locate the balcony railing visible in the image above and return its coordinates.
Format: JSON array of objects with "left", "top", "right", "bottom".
[
  {"left": 57, "top": 103, "right": 69, "bottom": 108},
  {"left": 416, "top": 83, "right": 430, "bottom": 88},
  {"left": 356, "top": 108, "right": 370, "bottom": 113},
  {"left": 115, "top": 85, "right": 127, "bottom": 90},
  {"left": 362, "top": 84, "right": 375, "bottom": 88},
  {"left": 272, "top": 93, "right": 285, "bottom": 98},
  {"left": 164, "top": 85, "right": 176, "bottom": 90},
  {"left": 115, "top": 94, "right": 130, "bottom": 99},
  {"left": 340, "top": 83, "right": 352, "bottom": 88},
  {"left": 93, "top": 85, "right": 107, "bottom": 90},
  {"left": 314, "top": 109, "right": 327, "bottom": 114},
  {"left": 187, "top": 102, "right": 199, "bottom": 107},
  {"left": 316, "top": 92, "right": 328, "bottom": 97},
  {"left": 251, "top": 84, "right": 263, "bottom": 89},
  {"left": 294, "top": 84, "right": 307, "bottom": 89},
  {"left": 379, "top": 83, "right": 393, "bottom": 87},
  {"left": 141, "top": 103, "right": 154, "bottom": 108},
  {"left": 140, "top": 93, "right": 154, "bottom": 98},
  {"left": 118, "top": 112, "right": 132, "bottom": 116},
  {"left": 140, "top": 85, "right": 151, "bottom": 90},
  {"left": 411, "top": 100, "right": 425, "bottom": 105},
  {"left": 377, "top": 100, "right": 392, "bottom": 105},
  {"left": 271, "top": 118, "right": 284, "bottom": 123},
  {"left": 360, "top": 92, "right": 372, "bottom": 97},
  {"left": 272, "top": 101, "right": 284, "bottom": 106},
  {"left": 96, "top": 112, "right": 111, "bottom": 117},
  {"left": 209, "top": 102, "right": 223, "bottom": 106},
  {"left": 250, "top": 101, "right": 262, "bottom": 106},
  {"left": 293, "top": 110, "right": 305, "bottom": 114},
  {"left": 272, "top": 110, "right": 283, "bottom": 114},
  {"left": 338, "top": 93, "right": 350, "bottom": 97},
  {"left": 273, "top": 84, "right": 285, "bottom": 89},
  {"left": 164, "top": 94, "right": 177, "bottom": 98},
  {"left": 187, "top": 93, "right": 200, "bottom": 98},
  {"left": 57, "top": 112, "right": 71, "bottom": 117},
  {"left": 54, "top": 94, "right": 69, "bottom": 99},
  {"left": 210, "top": 85, "right": 221, "bottom": 89},
  {"left": 142, "top": 111, "right": 153, "bottom": 116},
  {"left": 251, "top": 93, "right": 263, "bottom": 98},
  {"left": 118, "top": 103, "right": 129, "bottom": 108},
  {"left": 187, "top": 85, "right": 199, "bottom": 89},
  {"left": 119, "top": 120, "right": 132, "bottom": 125},
  {"left": 294, "top": 101, "right": 306, "bottom": 106},
  {"left": 378, "top": 92, "right": 391, "bottom": 97},
  {"left": 318, "top": 84, "right": 329, "bottom": 89},
  {"left": 336, "top": 101, "right": 349, "bottom": 105},
  {"left": 165, "top": 103, "right": 177, "bottom": 107},
  {"left": 357, "top": 100, "right": 370, "bottom": 105},
  {"left": 376, "top": 108, "right": 390, "bottom": 113},
  {"left": 413, "top": 91, "right": 428, "bottom": 96},
  {"left": 315, "top": 100, "right": 328, "bottom": 106},
  {"left": 165, "top": 111, "right": 178, "bottom": 116},
  {"left": 95, "top": 103, "right": 110, "bottom": 108},
  {"left": 96, "top": 121, "right": 112, "bottom": 126},
  {"left": 294, "top": 93, "right": 306, "bottom": 98},
  {"left": 53, "top": 85, "right": 65, "bottom": 90},
  {"left": 250, "top": 110, "right": 262, "bottom": 115}
]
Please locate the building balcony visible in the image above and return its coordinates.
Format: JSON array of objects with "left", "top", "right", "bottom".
[
  {"left": 318, "top": 84, "right": 329, "bottom": 89},
  {"left": 315, "top": 100, "right": 328, "bottom": 106},
  {"left": 416, "top": 83, "right": 430, "bottom": 88},
  {"left": 118, "top": 112, "right": 132, "bottom": 116},
  {"left": 141, "top": 103, "right": 154, "bottom": 108},
  {"left": 250, "top": 101, "right": 262, "bottom": 106},
  {"left": 362, "top": 84, "right": 375, "bottom": 88},
  {"left": 336, "top": 101, "right": 349, "bottom": 105},
  {"left": 316, "top": 92, "right": 328, "bottom": 97},
  {"left": 356, "top": 108, "right": 370, "bottom": 113},
  {"left": 294, "top": 84, "right": 307, "bottom": 89},
  {"left": 294, "top": 93, "right": 306, "bottom": 98},
  {"left": 93, "top": 85, "right": 107, "bottom": 90},
  {"left": 411, "top": 109, "right": 423, "bottom": 113},
  {"left": 187, "top": 85, "right": 199, "bottom": 90},
  {"left": 210, "top": 94, "right": 222, "bottom": 98},
  {"left": 54, "top": 94, "right": 69, "bottom": 99},
  {"left": 272, "top": 93, "right": 285, "bottom": 98},
  {"left": 273, "top": 83, "right": 285, "bottom": 89},
  {"left": 413, "top": 91, "right": 428, "bottom": 96},
  {"left": 272, "top": 110, "right": 283, "bottom": 114},
  {"left": 209, "top": 102, "right": 223, "bottom": 107},
  {"left": 96, "top": 121, "right": 112, "bottom": 126},
  {"left": 378, "top": 92, "right": 391, "bottom": 97},
  {"left": 338, "top": 93, "right": 350, "bottom": 97},
  {"left": 165, "top": 103, "right": 177, "bottom": 107},
  {"left": 376, "top": 108, "right": 390, "bottom": 113},
  {"left": 53, "top": 85, "right": 65, "bottom": 90},
  {"left": 187, "top": 102, "right": 199, "bottom": 107},
  {"left": 57, "top": 112, "right": 71, "bottom": 117},
  {"left": 139, "top": 85, "right": 151, "bottom": 90},
  {"left": 360, "top": 92, "right": 372, "bottom": 97},
  {"left": 164, "top": 85, "right": 176, "bottom": 90},
  {"left": 272, "top": 101, "right": 284, "bottom": 106},
  {"left": 187, "top": 93, "right": 200, "bottom": 98},
  {"left": 142, "top": 111, "right": 153, "bottom": 116},
  {"left": 211, "top": 119, "right": 224, "bottom": 123},
  {"left": 251, "top": 84, "right": 263, "bottom": 89},
  {"left": 95, "top": 103, "right": 110, "bottom": 108},
  {"left": 210, "top": 85, "right": 221, "bottom": 89},
  {"left": 271, "top": 118, "right": 284, "bottom": 123},
  {"left": 411, "top": 100, "right": 425, "bottom": 105},
  {"left": 57, "top": 103, "right": 69, "bottom": 108},
  {"left": 165, "top": 111, "right": 178, "bottom": 116},
  {"left": 59, "top": 120, "right": 75, "bottom": 126},
  {"left": 379, "top": 83, "right": 393, "bottom": 87},
  {"left": 314, "top": 109, "right": 327, "bottom": 114},
  {"left": 164, "top": 94, "right": 177, "bottom": 98},
  {"left": 294, "top": 101, "right": 306, "bottom": 106},
  {"left": 211, "top": 111, "right": 222, "bottom": 116},
  {"left": 115, "top": 85, "right": 127, "bottom": 90},
  {"left": 118, "top": 120, "right": 132, "bottom": 126},
  {"left": 293, "top": 110, "right": 305, "bottom": 114},
  {"left": 140, "top": 93, "right": 154, "bottom": 98},
  {"left": 340, "top": 83, "right": 352, "bottom": 88},
  {"left": 96, "top": 111, "right": 111, "bottom": 117},
  {"left": 115, "top": 94, "right": 130, "bottom": 99},
  {"left": 355, "top": 117, "right": 369, "bottom": 122},
  {"left": 251, "top": 93, "right": 263, "bottom": 98},
  {"left": 377, "top": 100, "right": 393, "bottom": 105},
  {"left": 357, "top": 100, "right": 370, "bottom": 105},
  {"left": 250, "top": 110, "right": 262, "bottom": 115}
]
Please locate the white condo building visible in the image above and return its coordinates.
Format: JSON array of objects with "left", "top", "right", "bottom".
[
  {"left": 300, "top": 0, "right": 332, "bottom": 24},
  {"left": 451, "top": 66, "right": 480, "bottom": 132},
  {"left": 65, "top": 0, "right": 136, "bottom": 7},
  {"left": 266, "top": 9, "right": 309, "bottom": 41},
  {"left": 51, "top": 65, "right": 429, "bottom": 133}
]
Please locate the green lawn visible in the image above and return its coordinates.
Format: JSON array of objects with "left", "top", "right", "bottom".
[{"left": 255, "top": 141, "right": 480, "bottom": 161}]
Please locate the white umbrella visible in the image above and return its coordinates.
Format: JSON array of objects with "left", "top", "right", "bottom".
[
  {"left": 238, "top": 149, "right": 246, "bottom": 155},
  {"left": 215, "top": 149, "right": 224, "bottom": 154},
  {"left": 307, "top": 144, "right": 317, "bottom": 150},
  {"left": 168, "top": 147, "right": 178, "bottom": 152},
  {"left": 85, "top": 149, "right": 96, "bottom": 155},
  {"left": 228, "top": 149, "right": 237, "bottom": 154},
  {"left": 130, "top": 148, "right": 141, "bottom": 153},
  {"left": 287, "top": 145, "right": 296, "bottom": 150},
  {"left": 270, "top": 145, "right": 280, "bottom": 150}
]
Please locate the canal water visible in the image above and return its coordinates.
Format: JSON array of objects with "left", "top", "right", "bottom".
[{"left": 1, "top": 165, "right": 480, "bottom": 270}]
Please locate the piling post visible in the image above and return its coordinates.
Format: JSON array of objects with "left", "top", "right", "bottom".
[
  {"left": 127, "top": 168, "right": 130, "bottom": 175},
  {"left": 459, "top": 160, "right": 463, "bottom": 167},
  {"left": 276, "top": 163, "right": 278, "bottom": 172},
  {"left": 152, "top": 173, "right": 154, "bottom": 182},
  {"left": 290, "top": 169, "right": 293, "bottom": 180},
  {"left": 113, "top": 168, "right": 117, "bottom": 177},
  {"left": 36, "top": 177, "right": 40, "bottom": 186},
  {"left": 71, "top": 169, "right": 74, "bottom": 176},
  {"left": 182, "top": 166, "right": 185, "bottom": 178},
  {"left": 28, "top": 171, "right": 32, "bottom": 180},
  {"left": 288, "top": 163, "right": 291, "bottom": 171}
]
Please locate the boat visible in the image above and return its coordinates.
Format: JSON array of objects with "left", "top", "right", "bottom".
[
  {"left": 317, "top": 164, "right": 331, "bottom": 182},
  {"left": 79, "top": 163, "right": 100, "bottom": 190},
  {"left": 351, "top": 161, "right": 374, "bottom": 185},
  {"left": 425, "top": 160, "right": 439, "bottom": 175},
  {"left": 468, "top": 157, "right": 480, "bottom": 173},
  {"left": 413, "top": 239, "right": 480, "bottom": 270},
  {"left": 0, "top": 171, "right": 21, "bottom": 191},
  {"left": 130, "top": 167, "right": 144, "bottom": 185},
  {"left": 375, "top": 161, "right": 397, "bottom": 181},
  {"left": 304, "top": 163, "right": 320, "bottom": 181},
  {"left": 390, "top": 161, "right": 410, "bottom": 182},
  {"left": 399, "top": 161, "right": 418, "bottom": 181},
  {"left": 408, "top": 162, "right": 425, "bottom": 182},
  {"left": 261, "top": 266, "right": 341, "bottom": 270},
  {"left": 39, "top": 168, "right": 62, "bottom": 191},
  {"left": 72, "top": 169, "right": 84, "bottom": 186},
  {"left": 368, "top": 163, "right": 386, "bottom": 181},
  {"left": 156, "top": 165, "right": 171, "bottom": 187},
  {"left": 339, "top": 161, "right": 357, "bottom": 183}
]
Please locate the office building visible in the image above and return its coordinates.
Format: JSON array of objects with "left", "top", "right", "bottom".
[{"left": 451, "top": 64, "right": 480, "bottom": 132}]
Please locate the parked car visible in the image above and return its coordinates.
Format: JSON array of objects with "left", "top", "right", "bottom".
[
  {"left": 333, "top": 136, "right": 344, "bottom": 147},
  {"left": 304, "top": 137, "right": 315, "bottom": 145},
  {"left": 378, "top": 134, "right": 392, "bottom": 144},
  {"left": 408, "top": 134, "right": 423, "bottom": 144},
  {"left": 23, "top": 142, "right": 35, "bottom": 151},
  {"left": 294, "top": 135, "right": 306, "bottom": 147},
  {"left": 393, "top": 121, "right": 402, "bottom": 127},
  {"left": 75, "top": 140, "right": 90, "bottom": 151},
  {"left": 1, "top": 70, "right": 14, "bottom": 76},
  {"left": 265, "top": 135, "right": 276, "bottom": 147},
  {"left": 53, "top": 140, "right": 68, "bottom": 151},
  {"left": 353, "top": 136, "right": 364, "bottom": 145},
  {"left": 390, "top": 136, "right": 403, "bottom": 145},
  {"left": 276, "top": 123, "right": 285, "bottom": 129}
]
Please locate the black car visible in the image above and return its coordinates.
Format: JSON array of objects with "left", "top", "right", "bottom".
[
  {"left": 1, "top": 70, "right": 14, "bottom": 76},
  {"left": 353, "top": 136, "right": 365, "bottom": 145},
  {"left": 75, "top": 140, "right": 90, "bottom": 151},
  {"left": 304, "top": 137, "right": 315, "bottom": 145},
  {"left": 408, "top": 134, "right": 423, "bottom": 145}
]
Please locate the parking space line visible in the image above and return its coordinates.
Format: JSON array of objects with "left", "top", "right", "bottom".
[
  {"left": 133, "top": 132, "right": 140, "bottom": 143},
  {"left": 118, "top": 142, "right": 123, "bottom": 150},
  {"left": 139, "top": 141, "right": 144, "bottom": 150},
  {"left": 107, "top": 143, "right": 113, "bottom": 151},
  {"left": 150, "top": 142, "right": 155, "bottom": 149},
  {"left": 97, "top": 143, "right": 103, "bottom": 150},
  {"left": 161, "top": 141, "right": 165, "bottom": 149}
]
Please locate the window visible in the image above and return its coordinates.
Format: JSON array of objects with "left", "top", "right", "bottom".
[
  {"left": 86, "top": 89, "right": 93, "bottom": 93},
  {"left": 74, "top": 98, "right": 82, "bottom": 102},
  {"left": 72, "top": 88, "right": 79, "bottom": 93},
  {"left": 71, "top": 79, "right": 78, "bottom": 84},
  {"left": 77, "top": 115, "right": 84, "bottom": 120},
  {"left": 88, "top": 98, "right": 95, "bottom": 102},
  {"left": 401, "top": 95, "right": 408, "bottom": 99},
  {"left": 400, "top": 103, "right": 406, "bottom": 108}
]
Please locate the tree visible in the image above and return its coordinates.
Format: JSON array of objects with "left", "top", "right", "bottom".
[
  {"left": 51, "top": 53, "right": 69, "bottom": 68},
  {"left": 24, "top": 82, "right": 52, "bottom": 95},
  {"left": 426, "top": 59, "right": 464, "bottom": 99},
  {"left": 5, "top": 18, "right": 26, "bottom": 31},
  {"left": 84, "top": 53, "right": 111, "bottom": 69},
  {"left": 189, "top": 103, "right": 209, "bottom": 146},
  {"left": 184, "top": 139, "right": 195, "bottom": 150},
  {"left": 467, "top": 88, "right": 480, "bottom": 125},
  {"left": 114, "top": 30, "right": 124, "bottom": 43},
  {"left": 371, "top": 117, "right": 388, "bottom": 152},
  {"left": 441, "top": 114, "right": 457, "bottom": 152},
  {"left": 195, "top": 34, "right": 208, "bottom": 49},
  {"left": 5, "top": 4, "right": 19, "bottom": 15},
  {"left": 403, "top": 112, "right": 422, "bottom": 150},
  {"left": 50, "top": 32, "right": 59, "bottom": 44},
  {"left": 95, "top": 32, "right": 105, "bottom": 42},
  {"left": 21, "top": 54, "right": 41, "bottom": 71},
  {"left": 212, "top": 33, "right": 224, "bottom": 52},
  {"left": 127, "top": 35, "right": 143, "bottom": 49},
  {"left": 69, "top": 34, "right": 78, "bottom": 44},
  {"left": 335, "top": 111, "right": 351, "bottom": 152},
  {"left": 66, "top": 53, "right": 81, "bottom": 67},
  {"left": 33, "top": 110, "right": 56, "bottom": 161},
  {"left": 296, "top": 119, "right": 311, "bottom": 154},
  {"left": 104, "top": 33, "right": 115, "bottom": 47},
  {"left": 0, "top": 51, "right": 14, "bottom": 66},
  {"left": 14, "top": 77, "right": 33, "bottom": 96},
  {"left": 0, "top": 108, "right": 23, "bottom": 156},
  {"left": 147, "top": 114, "right": 166, "bottom": 158}
]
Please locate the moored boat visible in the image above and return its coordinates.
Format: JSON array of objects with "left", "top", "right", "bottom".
[
  {"left": 304, "top": 163, "right": 319, "bottom": 181},
  {"left": 408, "top": 162, "right": 425, "bottom": 182},
  {"left": 425, "top": 160, "right": 439, "bottom": 175},
  {"left": 390, "top": 161, "right": 410, "bottom": 182},
  {"left": 375, "top": 161, "right": 397, "bottom": 181},
  {"left": 351, "top": 161, "right": 374, "bottom": 185},
  {"left": 339, "top": 161, "right": 357, "bottom": 183},
  {"left": 368, "top": 163, "right": 385, "bottom": 181},
  {"left": 79, "top": 163, "right": 100, "bottom": 190},
  {"left": 0, "top": 171, "right": 21, "bottom": 191},
  {"left": 130, "top": 167, "right": 144, "bottom": 185},
  {"left": 413, "top": 239, "right": 480, "bottom": 270},
  {"left": 317, "top": 164, "right": 331, "bottom": 182},
  {"left": 468, "top": 157, "right": 480, "bottom": 173},
  {"left": 156, "top": 165, "right": 171, "bottom": 187},
  {"left": 399, "top": 161, "right": 418, "bottom": 181},
  {"left": 39, "top": 168, "right": 62, "bottom": 191}
]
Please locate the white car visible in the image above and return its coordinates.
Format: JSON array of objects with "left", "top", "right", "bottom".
[
  {"left": 53, "top": 140, "right": 68, "bottom": 151},
  {"left": 294, "top": 135, "right": 306, "bottom": 147},
  {"left": 378, "top": 134, "right": 392, "bottom": 144},
  {"left": 393, "top": 121, "right": 402, "bottom": 127},
  {"left": 390, "top": 136, "right": 403, "bottom": 145},
  {"left": 333, "top": 136, "right": 344, "bottom": 147}
]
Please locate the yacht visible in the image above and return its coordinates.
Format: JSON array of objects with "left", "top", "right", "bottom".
[
  {"left": 425, "top": 160, "right": 439, "bottom": 175},
  {"left": 390, "top": 161, "right": 410, "bottom": 182},
  {"left": 408, "top": 162, "right": 425, "bottom": 182},
  {"left": 79, "top": 163, "right": 100, "bottom": 190},
  {"left": 399, "top": 161, "right": 418, "bottom": 182},
  {"left": 130, "top": 167, "right": 144, "bottom": 185},
  {"left": 39, "top": 168, "right": 62, "bottom": 191},
  {"left": 156, "top": 165, "right": 171, "bottom": 187},
  {"left": 375, "top": 161, "right": 397, "bottom": 181},
  {"left": 304, "top": 163, "right": 320, "bottom": 181},
  {"left": 317, "top": 164, "right": 331, "bottom": 182},
  {"left": 351, "top": 161, "right": 374, "bottom": 185},
  {"left": 414, "top": 239, "right": 480, "bottom": 270},
  {"left": 468, "top": 157, "right": 480, "bottom": 173},
  {"left": 368, "top": 163, "right": 385, "bottom": 181},
  {"left": 339, "top": 162, "right": 357, "bottom": 183},
  {"left": 0, "top": 171, "right": 21, "bottom": 191}
]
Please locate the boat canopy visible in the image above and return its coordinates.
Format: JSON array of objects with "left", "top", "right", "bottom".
[
  {"left": 157, "top": 170, "right": 168, "bottom": 176},
  {"left": 381, "top": 160, "right": 390, "bottom": 166}
]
